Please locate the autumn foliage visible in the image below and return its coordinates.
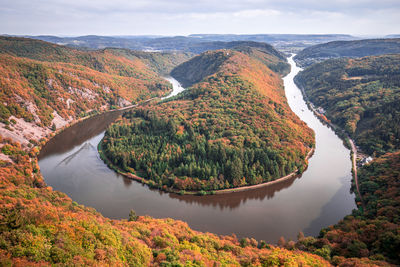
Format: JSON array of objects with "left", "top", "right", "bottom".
[
  {"left": 0, "top": 36, "right": 193, "bottom": 130},
  {"left": 102, "top": 50, "right": 314, "bottom": 192},
  {"left": 0, "top": 37, "right": 331, "bottom": 266},
  {"left": 294, "top": 54, "right": 400, "bottom": 265},
  {"left": 0, "top": 140, "right": 329, "bottom": 266},
  {"left": 295, "top": 54, "right": 400, "bottom": 155}
]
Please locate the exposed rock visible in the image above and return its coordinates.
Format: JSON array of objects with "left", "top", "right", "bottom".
[
  {"left": 0, "top": 153, "right": 12, "bottom": 163},
  {"left": 102, "top": 85, "right": 111, "bottom": 93},
  {"left": 117, "top": 97, "right": 131, "bottom": 107},
  {"left": 68, "top": 86, "right": 98, "bottom": 100},
  {"left": 51, "top": 111, "right": 71, "bottom": 129},
  {"left": 66, "top": 98, "right": 74, "bottom": 109},
  {"left": 0, "top": 116, "right": 50, "bottom": 146}
]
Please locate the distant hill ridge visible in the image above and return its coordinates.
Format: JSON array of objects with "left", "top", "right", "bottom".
[
  {"left": 4, "top": 33, "right": 359, "bottom": 52},
  {"left": 294, "top": 38, "right": 400, "bottom": 67}
]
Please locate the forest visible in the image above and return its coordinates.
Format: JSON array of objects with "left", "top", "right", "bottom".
[
  {"left": 101, "top": 49, "right": 314, "bottom": 192},
  {"left": 0, "top": 137, "right": 331, "bottom": 266},
  {"left": 0, "top": 36, "right": 396, "bottom": 266},
  {"left": 295, "top": 54, "right": 400, "bottom": 155},
  {"left": 0, "top": 54, "right": 170, "bottom": 126},
  {"left": 294, "top": 151, "right": 400, "bottom": 265},
  {"left": 0, "top": 36, "right": 333, "bottom": 267},
  {"left": 292, "top": 53, "right": 400, "bottom": 264},
  {"left": 0, "top": 36, "right": 193, "bottom": 136}
]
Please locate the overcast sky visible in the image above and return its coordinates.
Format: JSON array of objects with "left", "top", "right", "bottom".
[{"left": 1, "top": 0, "right": 399, "bottom": 36}]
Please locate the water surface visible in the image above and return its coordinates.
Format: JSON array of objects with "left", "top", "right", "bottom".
[{"left": 39, "top": 61, "right": 356, "bottom": 243}]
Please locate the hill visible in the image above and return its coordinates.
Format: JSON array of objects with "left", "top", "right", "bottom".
[
  {"left": 295, "top": 54, "right": 400, "bottom": 155},
  {"left": 101, "top": 49, "right": 315, "bottom": 192},
  {"left": 171, "top": 45, "right": 289, "bottom": 87},
  {"left": 0, "top": 37, "right": 191, "bottom": 145},
  {"left": 0, "top": 36, "right": 192, "bottom": 76},
  {"left": 24, "top": 34, "right": 357, "bottom": 53},
  {"left": 294, "top": 54, "right": 400, "bottom": 264},
  {"left": 0, "top": 37, "right": 334, "bottom": 266},
  {"left": 0, "top": 138, "right": 331, "bottom": 266},
  {"left": 296, "top": 151, "right": 400, "bottom": 265},
  {"left": 294, "top": 38, "right": 400, "bottom": 67}
]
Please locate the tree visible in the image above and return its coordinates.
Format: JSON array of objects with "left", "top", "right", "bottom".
[
  {"left": 128, "top": 209, "right": 138, "bottom": 222},
  {"left": 297, "top": 231, "right": 305, "bottom": 241},
  {"left": 278, "top": 236, "right": 286, "bottom": 247}
]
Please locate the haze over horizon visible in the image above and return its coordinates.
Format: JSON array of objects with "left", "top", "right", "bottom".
[{"left": 1, "top": 0, "right": 399, "bottom": 36}]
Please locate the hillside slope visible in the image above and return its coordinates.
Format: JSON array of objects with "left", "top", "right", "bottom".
[
  {"left": 294, "top": 54, "right": 400, "bottom": 265},
  {"left": 0, "top": 36, "right": 388, "bottom": 266},
  {"left": 101, "top": 49, "right": 314, "bottom": 192},
  {"left": 0, "top": 38, "right": 333, "bottom": 266},
  {"left": 172, "top": 45, "right": 289, "bottom": 87},
  {"left": 294, "top": 38, "right": 400, "bottom": 67},
  {"left": 0, "top": 139, "right": 331, "bottom": 266},
  {"left": 296, "top": 151, "right": 400, "bottom": 265},
  {"left": 295, "top": 54, "right": 400, "bottom": 155},
  {"left": 0, "top": 37, "right": 191, "bottom": 146},
  {"left": 0, "top": 36, "right": 192, "bottom": 76}
]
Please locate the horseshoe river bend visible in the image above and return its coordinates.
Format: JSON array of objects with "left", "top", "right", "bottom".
[{"left": 38, "top": 57, "right": 356, "bottom": 244}]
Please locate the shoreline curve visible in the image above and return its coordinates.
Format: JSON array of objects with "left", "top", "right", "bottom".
[{"left": 98, "top": 138, "right": 314, "bottom": 195}]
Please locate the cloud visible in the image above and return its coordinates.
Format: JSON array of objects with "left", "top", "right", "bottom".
[
  {"left": 169, "top": 8, "right": 280, "bottom": 20},
  {"left": 0, "top": 0, "right": 399, "bottom": 35},
  {"left": 233, "top": 9, "right": 281, "bottom": 18}
]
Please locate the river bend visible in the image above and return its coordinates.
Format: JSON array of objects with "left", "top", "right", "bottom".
[{"left": 39, "top": 60, "right": 356, "bottom": 243}]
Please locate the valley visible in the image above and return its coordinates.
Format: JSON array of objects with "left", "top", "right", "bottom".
[
  {"left": 38, "top": 55, "right": 356, "bottom": 246},
  {"left": 1, "top": 35, "right": 399, "bottom": 266}
]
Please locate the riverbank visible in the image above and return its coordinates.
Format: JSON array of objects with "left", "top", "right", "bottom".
[
  {"left": 214, "top": 147, "right": 314, "bottom": 194},
  {"left": 294, "top": 78, "right": 364, "bottom": 207},
  {"left": 39, "top": 54, "right": 356, "bottom": 243},
  {"left": 98, "top": 137, "right": 315, "bottom": 195},
  {"left": 38, "top": 95, "right": 164, "bottom": 159}
]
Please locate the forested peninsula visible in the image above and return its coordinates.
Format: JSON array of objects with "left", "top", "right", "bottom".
[
  {"left": 0, "top": 37, "right": 333, "bottom": 266},
  {"left": 101, "top": 48, "right": 314, "bottom": 193}
]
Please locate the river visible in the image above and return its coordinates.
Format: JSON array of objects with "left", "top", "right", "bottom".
[{"left": 38, "top": 60, "right": 356, "bottom": 243}]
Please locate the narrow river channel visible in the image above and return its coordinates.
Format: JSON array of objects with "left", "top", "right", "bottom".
[{"left": 39, "top": 59, "right": 356, "bottom": 243}]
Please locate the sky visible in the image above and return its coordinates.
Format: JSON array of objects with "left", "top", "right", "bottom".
[{"left": 0, "top": 0, "right": 399, "bottom": 36}]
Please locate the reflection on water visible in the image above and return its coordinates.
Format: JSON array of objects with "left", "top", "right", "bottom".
[
  {"left": 39, "top": 64, "right": 356, "bottom": 243},
  {"left": 170, "top": 174, "right": 299, "bottom": 210},
  {"left": 39, "top": 110, "right": 123, "bottom": 159}
]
